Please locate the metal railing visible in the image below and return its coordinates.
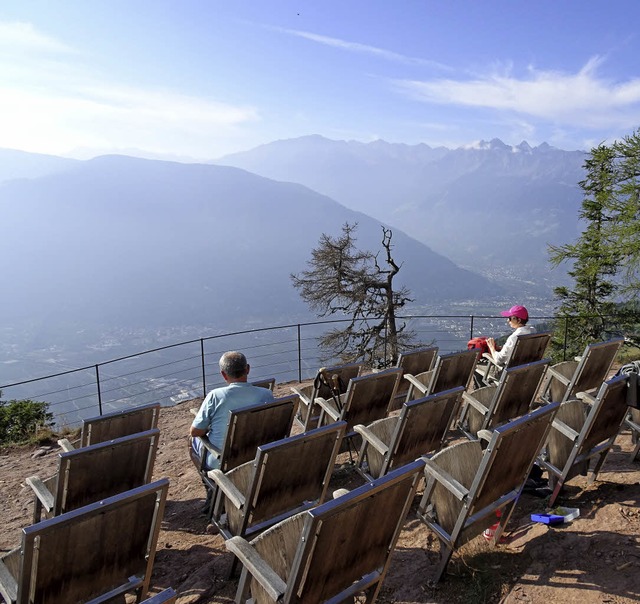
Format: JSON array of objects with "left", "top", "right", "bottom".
[{"left": 0, "top": 313, "right": 622, "bottom": 427}]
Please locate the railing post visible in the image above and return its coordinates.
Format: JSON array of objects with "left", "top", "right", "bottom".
[
  {"left": 297, "top": 324, "right": 302, "bottom": 382},
  {"left": 95, "top": 364, "right": 103, "bottom": 416},
  {"left": 469, "top": 315, "right": 475, "bottom": 340},
  {"left": 563, "top": 317, "right": 569, "bottom": 361},
  {"left": 200, "top": 339, "right": 207, "bottom": 398}
]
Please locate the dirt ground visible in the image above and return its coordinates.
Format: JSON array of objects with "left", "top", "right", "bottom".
[{"left": 1, "top": 381, "right": 639, "bottom": 604}]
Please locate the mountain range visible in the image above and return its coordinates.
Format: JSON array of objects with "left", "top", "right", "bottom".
[{"left": 216, "top": 135, "right": 586, "bottom": 286}]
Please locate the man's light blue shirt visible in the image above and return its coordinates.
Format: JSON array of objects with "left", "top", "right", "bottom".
[{"left": 191, "top": 382, "right": 275, "bottom": 469}]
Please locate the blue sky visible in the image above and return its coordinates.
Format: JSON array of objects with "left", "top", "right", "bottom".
[{"left": 1, "top": 0, "right": 639, "bottom": 160}]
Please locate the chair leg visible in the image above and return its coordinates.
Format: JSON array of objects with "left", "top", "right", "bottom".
[
  {"left": 630, "top": 439, "right": 640, "bottom": 463},
  {"left": 435, "top": 542, "right": 454, "bottom": 582},
  {"left": 32, "top": 496, "right": 43, "bottom": 524},
  {"left": 548, "top": 478, "right": 564, "bottom": 507},
  {"left": 588, "top": 449, "right": 610, "bottom": 485},
  {"left": 235, "top": 565, "right": 252, "bottom": 604}
]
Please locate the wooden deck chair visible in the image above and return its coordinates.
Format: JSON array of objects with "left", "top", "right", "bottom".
[
  {"left": 190, "top": 395, "right": 298, "bottom": 508},
  {"left": 354, "top": 387, "right": 464, "bottom": 481},
  {"left": 58, "top": 401, "right": 161, "bottom": 452},
  {"left": 626, "top": 407, "right": 640, "bottom": 462},
  {"left": 404, "top": 349, "right": 478, "bottom": 402},
  {"left": 540, "top": 337, "right": 624, "bottom": 404},
  {"left": 417, "top": 402, "right": 559, "bottom": 581},
  {"left": 459, "top": 359, "right": 550, "bottom": 439},
  {"left": 314, "top": 368, "right": 402, "bottom": 438},
  {"left": 208, "top": 422, "right": 346, "bottom": 574},
  {"left": 140, "top": 588, "right": 177, "bottom": 603},
  {"left": 389, "top": 346, "right": 439, "bottom": 410},
  {"left": 0, "top": 479, "right": 169, "bottom": 604},
  {"left": 225, "top": 459, "right": 424, "bottom": 604},
  {"left": 26, "top": 428, "right": 159, "bottom": 523},
  {"left": 538, "top": 374, "right": 630, "bottom": 506},
  {"left": 252, "top": 377, "right": 276, "bottom": 391},
  {"left": 475, "top": 331, "right": 551, "bottom": 387},
  {"left": 290, "top": 362, "right": 363, "bottom": 429}
]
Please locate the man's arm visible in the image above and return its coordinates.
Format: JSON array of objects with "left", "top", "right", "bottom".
[{"left": 190, "top": 391, "right": 214, "bottom": 438}]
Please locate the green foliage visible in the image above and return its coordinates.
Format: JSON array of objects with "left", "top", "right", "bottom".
[
  {"left": 0, "top": 392, "right": 54, "bottom": 445},
  {"left": 549, "top": 128, "right": 640, "bottom": 356}
]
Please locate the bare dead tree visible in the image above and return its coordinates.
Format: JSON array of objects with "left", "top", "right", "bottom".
[{"left": 291, "top": 223, "right": 414, "bottom": 367}]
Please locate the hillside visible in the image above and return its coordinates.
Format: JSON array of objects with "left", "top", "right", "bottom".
[
  {"left": 1, "top": 385, "right": 639, "bottom": 603},
  {"left": 0, "top": 152, "right": 496, "bottom": 335}
]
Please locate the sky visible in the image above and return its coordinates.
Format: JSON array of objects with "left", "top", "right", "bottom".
[{"left": 1, "top": 0, "right": 640, "bottom": 161}]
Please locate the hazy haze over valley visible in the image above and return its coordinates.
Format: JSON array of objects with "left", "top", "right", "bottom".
[{"left": 1, "top": 148, "right": 510, "bottom": 385}]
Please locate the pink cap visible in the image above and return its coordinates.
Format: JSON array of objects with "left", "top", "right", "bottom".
[{"left": 500, "top": 305, "right": 529, "bottom": 321}]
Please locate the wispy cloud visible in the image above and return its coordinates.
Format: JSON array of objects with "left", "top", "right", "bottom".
[
  {"left": 0, "top": 20, "right": 260, "bottom": 158},
  {"left": 274, "top": 26, "right": 450, "bottom": 70},
  {"left": 394, "top": 56, "right": 640, "bottom": 129},
  {"left": 0, "top": 21, "right": 74, "bottom": 54}
]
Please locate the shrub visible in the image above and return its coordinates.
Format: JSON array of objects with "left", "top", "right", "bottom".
[{"left": 0, "top": 394, "right": 54, "bottom": 445}]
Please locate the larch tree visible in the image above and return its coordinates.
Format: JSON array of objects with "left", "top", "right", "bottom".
[
  {"left": 549, "top": 129, "right": 640, "bottom": 357},
  {"left": 291, "top": 223, "right": 414, "bottom": 367}
]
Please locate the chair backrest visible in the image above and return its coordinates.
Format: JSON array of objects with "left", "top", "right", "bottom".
[
  {"left": 430, "top": 349, "right": 478, "bottom": 394},
  {"left": 249, "top": 459, "right": 424, "bottom": 603},
  {"left": 9, "top": 479, "right": 168, "bottom": 604},
  {"left": 566, "top": 337, "right": 624, "bottom": 402},
  {"left": 429, "top": 403, "right": 559, "bottom": 534},
  {"left": 252, "top": 378, "right": 276, "bottom": 391},
  {"left": 80, "top": 402, "right": 161, "bottom": 447},
  {"left": 220, "top": 395, "right": 297, "bottom": 473},
  {"left": 397, "top": 346, "right": 439, "bottom": 376},
  {"left": 579, "top": 374, "right": 630, "bottom": 454},
  {"left": 505, "top": 331, "right": 552, "bottom": 368},
  {"left": 390, "top": 347, "right": 439, "bottom": 410},
  {"left": 340, "top": 368, "right": 402, "bottom": 433},
  {"left": 471, "top": 403, "right": 559, "bottom": 514},
  {"left": 485, "top": 358, "right": 550, "bottom": 429},
  {"left": 387, "top": 387, "right": 464, "bottom": 471},
  {"left": 311, "top": 362, "right": 363, "bottom": 401},
  {"left": 233, "top": 421, "right": 347, "bottom": 538},
  {"left": 50, "top": 428, "right": 159, "bottom": 516}
]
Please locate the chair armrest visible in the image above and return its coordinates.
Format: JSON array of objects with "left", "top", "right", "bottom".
[
  {"left": 225, "top": 536, "right": 287, "bottom": 602},
  {"left": 194, "top": 436, "right": 221, "bottom": 471},
  {"left": 477, "top": 429, "right": 493, "bottom": 443},
  {"left": 403, "top": 373, "right": 430, "bottom": 394},
  {"left": 353, "top": 424, "right": 389, "bottom": 456},
  {"left": 290, "top": 384, "right": 313, "bottom": 405},
  {"left": 0, "top": 548, "right": 20, "bottom": 604},
  {"left": 576, "top": 391, "right": 597, "bottom": 405},
  {"left": 207, "top": 469, "right": 246, "bottom": 510},
  {"left": 25, "top": 475, "right": 55, "bottom": 513},
  {"left": 462, "top": 392, "right": 489, "bottom": 415},
  {"left": 547, "top": 364, "right": 573, "bottom": 386},
  {"left": 314, "top": 397, "right": 341, "bottom": 421},
  {"left": 199, "top": 437, "right": 221, "bottom": 457},
  {"left": 57, "top": 438, "right": 75, "bottom": 452},
  {"left": 551, "top": 418, "right": 580, "bottom": 441},
  {"left": 481, "top": 352, "right": 497, "bottom": 365},
  {"left": 421, "top": 457, "right": 469, "bottom": 501}
]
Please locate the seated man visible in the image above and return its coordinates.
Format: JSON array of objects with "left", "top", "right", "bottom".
[{"left": 190, "top": 351, "right": 275, "bottom": 470}]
